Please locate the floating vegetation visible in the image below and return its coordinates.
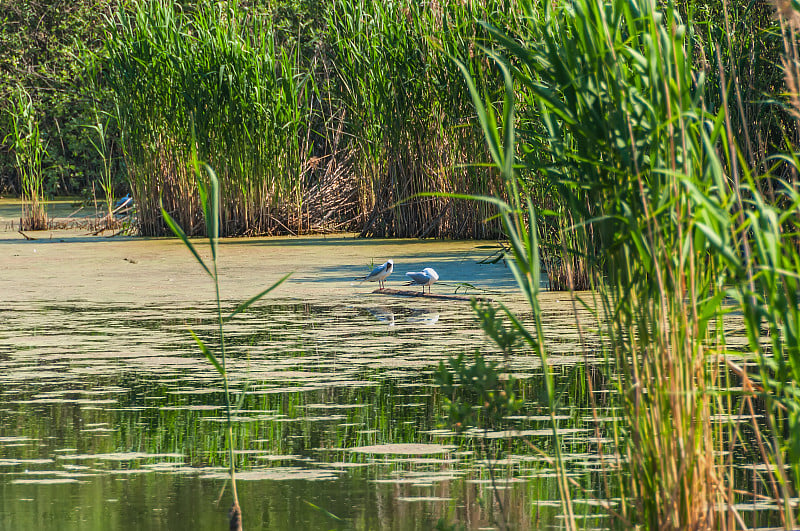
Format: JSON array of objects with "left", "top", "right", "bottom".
[
  {"left": 349, "top": 444, "right": 455, "bottom": 455},
  {"left": 396, "top": 496, "right": 453, "bottom": 502},
  {"left": 0, "top": 459, "right": 54, "bottom": 466},
  {"left": 198, "top": 468, "right": 342, "bottom": 482},
  {"left": 12, "top": 478, "right": 81, "bottom": 485},
  {"left": 0, "top": 289, "right": 582, "bottom": 529},
  {"left": 56, "top": 452, "right": 184, "bottom": 462},
  {"left": 0, "top": 236, "right": 791, "bottom": 529}
]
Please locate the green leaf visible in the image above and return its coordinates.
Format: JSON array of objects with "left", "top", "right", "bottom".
[
  {"left": 225, "top": 272, "right": 292, "bottom": 323},
  {"left": 694, "top": 221, "right": 741, "bottom": 273},
  {"left": 451, "top": 55, "right": 502, "bottom": 168},
  {"left": 188, "top": 327, "right": 224, "bottom": 376},
  {"left": 161, "top": 203, "right": 213, "bottom": 278},
  {"left": 203, "top": 163, "right": 220, "bottom": 257},
  {"left": 302, "top": 500, "right": 343, "bottom": 522}
]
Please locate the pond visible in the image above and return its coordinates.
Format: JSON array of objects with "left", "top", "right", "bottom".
[{"left": 0, "top": 200, "right": 780, "bottom": 530}]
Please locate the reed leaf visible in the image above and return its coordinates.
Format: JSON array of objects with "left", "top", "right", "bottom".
[
  {"left": 225, "top": 272, "right": 292, "bottom": 323},
  {"left": 188, "top": 327, "right": 224, "bottom": 377},
  {"left": 160, "top": 203, "right": 212, "bottom": 278}
]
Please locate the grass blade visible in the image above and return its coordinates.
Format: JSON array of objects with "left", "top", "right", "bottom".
[
  {"left": 161, "top": 204, "right": 213, "bottom": 278},
  {"left": 225, "top": 272, "right": 292, "bottom": 322},
  {"left": 188, "top": 327, "right": 224, "bottom": 376}
]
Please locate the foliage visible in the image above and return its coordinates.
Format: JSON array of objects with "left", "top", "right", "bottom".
[
  {"left": 4, "top": 84, "right": 47, "bottom": 229},
  {"left": 434, "top": 349, "right": 522, "bottom": 530},
  {"left": 323, "top": 0, "right": 509, "bottom": 238},
  {"left": 83, "top": 111, "right": 118, "bottom": 221},
  {"left": 458, "top": 0, "right": 800, "bottom": 529},
  {"left": 89, "top": 0, "right": 513, "bottom": 237},
  {"left": 2, "top": 0, "right": 795, "bottom": 242},
  {"left": 0, "top": 0, "right": 123, "bottom": 197},
  {"left": 435, "top": 351, "right": 523, "bottom": 433},
  {"left": 731, "top": 170, "right": 800, "bottom": 516}
]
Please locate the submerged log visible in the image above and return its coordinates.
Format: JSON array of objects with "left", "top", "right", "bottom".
[{"left": 372, "top": 288, "right": 493, "bottom": 302}]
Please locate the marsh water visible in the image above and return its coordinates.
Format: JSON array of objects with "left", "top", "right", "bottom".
[{"left": 0, "top": 200, "right": 779, "bottom": 529}]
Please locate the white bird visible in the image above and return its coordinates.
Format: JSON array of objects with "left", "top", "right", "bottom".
[
  {"left": 356, "top": 259, "right": 394, "bottom": 289},
  {"left": 405, "top": 267, "right": 439, "bottom": 294}
]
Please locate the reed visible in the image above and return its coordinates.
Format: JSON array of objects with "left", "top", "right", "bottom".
[
  {"left": 457, "top": 0, "right": 800, "bottom": 528},
  {"left": 322, "top": 0, "right": 513, "bottom": 238},
  {"left": 4, "top": 84, "right": 48, "bottom": 230},
  {"left": 101, "top": 0, "right": 317, "bottom": 236},
  {"left": 84, "top": 111, "right": 118, "bottom": 227},
  {"left": 161, "top": 154, "right": 289, "bottom": 529},
  {"left": 94, "top": 0, "right": 517, "bottom": 238}
]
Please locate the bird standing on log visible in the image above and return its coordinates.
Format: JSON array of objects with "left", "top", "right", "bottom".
[
  {"left": 405, "top": 267, "right": 439, "bottom": 293},
  {"left": 356, "top": 259, "right": 394, "bottom": 289}
]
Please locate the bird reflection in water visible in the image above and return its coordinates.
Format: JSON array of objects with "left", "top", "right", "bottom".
[
  {"left": 407, "top": 309, "right": 440, "bottom": 326},
  {"left": 365, "top": 306, "right": 395, "bottom": 326}
]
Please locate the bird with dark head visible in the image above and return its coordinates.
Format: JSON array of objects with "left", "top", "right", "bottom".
[{"left": 355, "top": 259, "right": 394, "bottom": 290}]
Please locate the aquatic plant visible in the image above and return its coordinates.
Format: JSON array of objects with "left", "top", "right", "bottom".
[
  {"left": 439, "top": 43, "right": 581, "bottom": 527},
  {"left": 4, "top": 84, "right": 47, "bottom": 230},
  {"left": 455, "top": 0, "right": 800, "bottom": 528},
  {"left": 102, "top": 0, "right": 314, "bottom": 237},
  {"left": 83, "top": 111, "right": 118, "bottom": 227},
  {"left": 726, "top": 6, "right": 800, "bottom": 508},
  {"left": 322, "top": 0, "right": 509, "bottom": 238},
  {"left": 93, "top": 0, "right": 519, "bottom": 238},
  {"left": 162, "top": 155, "right": 290, "bottom": 529},
  {"left": 510, "top": 2, "right": 730, "bottom": 526},
  {"left": 435, "top": 349, "right": 523, "bottom": 530}
]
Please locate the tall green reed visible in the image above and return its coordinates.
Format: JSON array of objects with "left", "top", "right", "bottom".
[
  {"left": 312, "top": 0, "right": 512, "bottom": 238},
  {"left": 84, "top": 111, "right": 118, "bottom": 224},
  {"left": 4, "top": 84, "right": 48, "bottom": 230},
  {"left": 456, "top": 0, "right": 800, "bottom": 528},
  {"left": 161, "top": 155, "right": 289, "bottom": 529},
  {"left": 102, "top": 0, "right": 312, "bottom": 236},
  {"left": 722, "top": 3, "right": 800, "bottom": 506},
  {"left": 438, "top": 48, "right": 580, "bottom": 528},
  {"left": 95, "top": 0, "right": 537, "bottom": 238}
]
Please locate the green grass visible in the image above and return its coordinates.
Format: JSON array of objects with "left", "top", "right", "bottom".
[
  {"left": 93, "top": 0, "right": 522, "bottom": 238},
  {"left": 101, "top": 0, "right": 310, "bottom": 236}
]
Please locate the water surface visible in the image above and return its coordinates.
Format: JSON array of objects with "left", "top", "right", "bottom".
[{"left": 0, "top": 209, "right": 777, "bottom": 529}]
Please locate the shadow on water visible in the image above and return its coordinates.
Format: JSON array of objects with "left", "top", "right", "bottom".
[{"left": 0, "top": 298, "right": 783, "bottom": 530}]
